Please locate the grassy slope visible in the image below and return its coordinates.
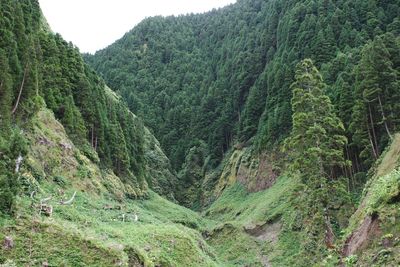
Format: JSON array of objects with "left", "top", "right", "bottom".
[
  {"left": 0, "top": 108, "right": 218, "bottom": 267},
  {"left": 204, "top": 175, "right": 305, "bottom": 266},
  {"left": 204, "top": 133, "right": 400, "bottom": 267},
  {"left": 1, "top": 106, "right": 399, "bottom": 267},
  {"left": 105, "top": 86, "right": 178, "bottom": 199}
]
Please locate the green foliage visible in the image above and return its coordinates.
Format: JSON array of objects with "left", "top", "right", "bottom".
[
  {"left": 350, "top": 33, "right": 400, "bottom": 167},
  {"left": 1, "top": 0, "right": 400, "bottom": 265},
  {"left": 87, "top": 0, "right": 400, "bottom": 189},
  {"left": 283, "top": 59, "right": 349, "bottom": 260},
  {"left": 284, "top": 59, "right": 348, "bottom": 183},
  {"left": 0, "top": 129, "right": 27, "bottom": 215},
  {"left": 0, "top": 0, "right": 149, "bottom": 208},
  {"left": 176, "top": 140, "right": 208, "bottom": 208},
  {"left": 344, "top": 254, "right": 358, "bottom": 266}
]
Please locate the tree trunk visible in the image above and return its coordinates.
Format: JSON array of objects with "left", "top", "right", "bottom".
[
  {"left": 91, "top": 126, "right": 94, "bottom": 148},
  {"left": 367, "top": 121, "right": 378, "bottom": 160},
  {"left": 94, "top": 136, "right": 98, "bottom": 151},
  {"left": 12, "top": 65, "right": 28, "bottom": 114},
  {"left": 377, "top": 95, "right": 392, "bottom": 140},
  {"left": 367, "top": 103, "right": 379, "bottom": 157},
  {"left": 353, "top": 147, "right": 361, "bottom": 173},
  {"left": 345, "top": 145, "right": 355, "bottom": 191}
]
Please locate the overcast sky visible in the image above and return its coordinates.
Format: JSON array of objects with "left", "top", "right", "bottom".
[{"left": 39, "top": 0, "right": 236, "bottom": 54}]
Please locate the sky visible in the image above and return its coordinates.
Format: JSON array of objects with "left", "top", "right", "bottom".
[{"left": 39, "top": 0, "right": 236, "bottom": 54}]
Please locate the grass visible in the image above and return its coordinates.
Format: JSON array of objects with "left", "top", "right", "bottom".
[
  {"left": 1, "top": 188, "right": 220, "bottom": 266},
  {"left": 2, "top": 107, "right": 400, "bottom": 266},
  {"left": 206, "top": 175, "right": 298, "bottom": 225},
  {"left": 375, "top": 134, "right": 400, "bottom": 178},
  {"left": 204, "top": 175, "right": 306, "bottom": 266},
  {"left": 1, "top": 108, "right": 219, "bottom": 266}
]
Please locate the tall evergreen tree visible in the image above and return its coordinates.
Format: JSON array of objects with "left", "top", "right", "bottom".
[
  {"left": 285, "top": 59, "right": 348, "bottom": 183},
  {"left": 351, "top": 35, "right": 399, "bottom": 165},
  {"left": 284, "top": 59, "right": 348, "bottom": 253}
]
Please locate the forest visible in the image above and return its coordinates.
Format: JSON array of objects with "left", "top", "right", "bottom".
[
  {"left": 87, "top": 0, "right": 400, "bottom": 174},
  {"left": 87, "top": 0, "right": 400, "bottom": 211},
  {"left": 0, "top": 0, "right": 150, "bottom": 214},
  {"left": 1, "top": 0, "right": 400, "bottom": 266}
]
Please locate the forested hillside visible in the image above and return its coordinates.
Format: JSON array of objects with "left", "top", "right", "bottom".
[
  {"left": 85, "top": 1, "right": 400, "bottom": 264},
  {"left": 87, "top": 0, "right": 400, "bottom": 179},
  {"left": 0, "top": 0, "right": 164, "bottom": 214},
  {"left": 1, "top": 0, "right": 400, "bottom": 266}
]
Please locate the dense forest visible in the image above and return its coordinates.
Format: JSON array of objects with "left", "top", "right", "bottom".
[
  {"left": 0, "top": 0, "right": 149, "bottom": 214},
  {"left": 1, "top": 0, "right": 400, "bottom": 266},
  {"left": 87, "top": 0, "right": 400, "bottom": 181}
]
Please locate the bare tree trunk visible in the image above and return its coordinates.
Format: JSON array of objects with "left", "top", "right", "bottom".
[
  {"left": 354, "top": 147, "right": 361, "bottom": 173},
  {"left": 91, "top": 126, "right": 94, "bottom": 148},
  {"left": 367, "top": 104, "right": 379, "bottom": 157},
  {"left": 12, "top": 65, "right": 28, "bottom": 114},
  {"left": 94, "top": 136, "right": 98, "bottom": 151},
  {"left": 377, "top": 95, "right": 392, "bottom": 140},
  {"left": 325, "top": 215, "right": 335, "bottom": 249},
  {"left": 367, "top": 122, "right": 378, "bottom": 160},
  {"left": 345, "top": 145, "right": 355, "bottom": 191}
]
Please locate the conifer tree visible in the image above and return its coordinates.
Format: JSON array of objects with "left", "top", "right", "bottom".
[
  {"left": 285, "top": 59, "right": 348, "bottom": 185},
  {"left": 284, "top": 59, "right": 348, "bottom": 250},
  {"left": 351, "top": 35, "right": 399, "bottom": 165}
]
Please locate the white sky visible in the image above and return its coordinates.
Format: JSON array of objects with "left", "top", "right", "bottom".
[{"left": 39, "top": 0, "right": 236, "bottom": 54}]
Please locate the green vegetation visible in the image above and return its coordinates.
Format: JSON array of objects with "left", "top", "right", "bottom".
[
  {"left": 205, "top": 176, "right": 310, "bottom": 266},
  {"left": 1, "top": 0, "right": 400, "bottom": 266},
  {"left": 283, "top": 59, "right": 348, "bottom": 259},
  {"left": 0, "top": 105, "right": 217, "bottom": 266},
  {"left": 87, "top": 0, "right": 400, "bottom": 179},
  {"left": 0, "top": 189, "right": 220, "bottom": 266},
  {"left": 341, "top": 135, "right": 400, "bottom": 266},
  {"left": 0, "top": 0, "right": 153, "bottom": 215}
]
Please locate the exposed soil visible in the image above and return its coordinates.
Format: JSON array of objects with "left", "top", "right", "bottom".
[
  {"left": 342, "top": 213, "right": 381, "bottom": 256},
  {"left": 244, "top": 221, "right": 281, "bottom": 267},
  {"left": 244, "top": 221, "right": 282, "bottom": 243},
  {"left": 237, "top": 153, "right": 279, "bottom": 193}
]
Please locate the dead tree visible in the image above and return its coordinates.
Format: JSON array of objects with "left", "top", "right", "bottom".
[{"left": 60, "top": 191, "right": 76, "bottom": 205}]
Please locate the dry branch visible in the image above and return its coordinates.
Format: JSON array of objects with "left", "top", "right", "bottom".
[{"left": 60, "top": 191, "right": 76, "bottom": 205}]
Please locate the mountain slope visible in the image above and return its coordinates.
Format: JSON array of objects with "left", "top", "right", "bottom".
[
  {"left": 342, "top": 134, "right": 400, "bottom": 266},
  {"left": 87, "top": 0, "right": 400, "bottom": 174},
  {"left": 1, "top": 0, "right": 400, "bottom": 266},
  {"left": 0, "top": 107, "right": 218, "bottom": 266},
  {"left": 86, "top": 0, "right": 400, "bottom": 211}
]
